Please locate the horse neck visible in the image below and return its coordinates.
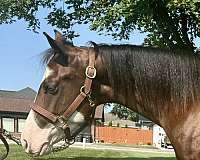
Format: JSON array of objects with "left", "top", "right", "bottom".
[
  {"left": 95, "top": 55, "right": 161, "bottom": 125},
  {"left": 105, "top": 89, "right": 161, "bottom": 125}
]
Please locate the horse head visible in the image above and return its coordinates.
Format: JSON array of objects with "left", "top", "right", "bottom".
[{"left": 21, "top": 31, "right": 113, "bottom": 156}]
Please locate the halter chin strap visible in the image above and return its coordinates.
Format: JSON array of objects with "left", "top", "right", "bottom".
[{"left": 31, "top": 48, "right": 96, "bottom": 139}]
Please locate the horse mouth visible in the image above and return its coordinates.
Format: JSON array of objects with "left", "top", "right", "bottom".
[
  {"left": 26, "top": 142, "right": 51, "bottom": 157},
  {"left": 39, "top": 142, "right": 51, "bottom": 156}
]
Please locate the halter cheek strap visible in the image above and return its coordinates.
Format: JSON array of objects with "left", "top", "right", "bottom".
[{"left": 31, "top": 48, "right": 96, "bottom": 138}]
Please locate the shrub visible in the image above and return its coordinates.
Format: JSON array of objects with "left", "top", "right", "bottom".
[
  {"left": 147, "top": 142, "right": 152, "bottom": 145},
  {"left": 108, "top": 121, "right": 112, "bottom": 127}
]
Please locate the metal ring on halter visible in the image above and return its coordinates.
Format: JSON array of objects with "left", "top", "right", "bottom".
[
  {"left": 89, "top": 101, "right": 95, "bottom": 107},
  {"left": 80, "top": 86, "right": 85, "bottom": 93},
  {"left": 80, "top": 85, "right": 91, "bottom": 96},
  {"left": 65, "top": 137, "right": 75, "bottom": 145}
]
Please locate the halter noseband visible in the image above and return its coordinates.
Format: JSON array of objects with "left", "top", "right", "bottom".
[{"left": 31, "top": 49, "right": 96, "bottom": 140}]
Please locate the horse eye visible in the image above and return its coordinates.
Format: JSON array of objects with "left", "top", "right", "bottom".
[{"left": 43, "top": 81, "right": 58, "bottom": 95}]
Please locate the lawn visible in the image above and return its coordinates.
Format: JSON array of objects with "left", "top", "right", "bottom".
[{"left": 0, "top": 145, "right": 176, "bottom": 160}]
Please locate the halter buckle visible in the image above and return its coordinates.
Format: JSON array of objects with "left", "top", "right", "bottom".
[
  {"left": 57, "top": 116, "right": 65, "bottom": 124},
  {"left": 85, "top": 66, "right": 96, "bottom": 79},
  {"left": 56, "top": 116, "right": 68, "bottom": 129}
]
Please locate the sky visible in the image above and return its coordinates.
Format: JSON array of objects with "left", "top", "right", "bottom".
[
  {"left": 0, "top": 19, "right": 147, "bottom": 92},
  {"left": 0, "top": 17, "right": 199, "bottom": 92}
]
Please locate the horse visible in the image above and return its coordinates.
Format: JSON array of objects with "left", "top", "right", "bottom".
[{"left": 21, "top": 30, "right": 200, "bottom": 160}]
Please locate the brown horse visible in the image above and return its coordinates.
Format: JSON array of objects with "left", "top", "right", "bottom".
[{"left": 21, "top": 30, "right": 200, "bottom": 160}]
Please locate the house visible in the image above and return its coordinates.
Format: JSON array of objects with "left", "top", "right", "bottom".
[
  {"left": 136, "top": 115, "right": 154, "bottom": 129},
  {"left": 152, "top": 124, "right": 173, "bottom": 149},
  {"left": 103, "top": 113, "right": 137, "bottom": 128},
  {"left": 102, "top": 112, "right": 154, "bottom": 129},
  {"left": 0, "top": 87, "right": 36, "bottom": 134}
]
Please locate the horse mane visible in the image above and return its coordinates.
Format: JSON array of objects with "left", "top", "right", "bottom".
[{"left": 93, "top": 43, "right": 200, "bottom": 115}]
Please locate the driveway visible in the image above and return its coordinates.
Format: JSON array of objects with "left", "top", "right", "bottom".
[{"left": 70, "top": 142, "right": 175, "bottom": 155}]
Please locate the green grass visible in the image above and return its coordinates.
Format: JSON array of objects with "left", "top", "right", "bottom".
[{"left": 0, "top": 145, "right": 176, "bottom": 160}]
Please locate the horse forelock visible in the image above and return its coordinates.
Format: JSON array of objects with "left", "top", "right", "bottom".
[
  {"left": 41, "top": 48, "right": 55, "bottom": 66},
  {"left": 94, "top": 44, "right": 200, "bottom": 115}
]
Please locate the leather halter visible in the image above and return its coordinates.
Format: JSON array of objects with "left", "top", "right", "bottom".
[{"left": 31, "top": 49, "right": 96, "bottom": 139}]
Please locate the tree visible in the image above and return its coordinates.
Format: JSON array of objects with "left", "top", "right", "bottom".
[
  {"left": 0, "top": 0, "right": 199, "bottom": 51},
  {"left": 111, "top": 104, "right": 139, "bottom": 122}
]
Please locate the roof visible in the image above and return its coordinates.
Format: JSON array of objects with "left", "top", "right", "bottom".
[
  {"left": 0, "top": 97, "right": 34, "bottom": 113},
  {"left": 0, "top": 87, "right": 36, "bottom": 113},
  {"left": 0, "top": 87, "right": 36, "bottom": 100},
  {"left": 104, "top": 113, "right": 136, "bottom": 127},
  {"left": 138, "top": 115, "right": 152, "bottom": 122}
]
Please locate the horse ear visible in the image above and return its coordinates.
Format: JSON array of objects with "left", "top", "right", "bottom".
[
  {"left": 54, "top": 29, "right": 64, "bottom": 44},
  {"left": 43, "top": 32, "right": 66, "bottom": 55}
]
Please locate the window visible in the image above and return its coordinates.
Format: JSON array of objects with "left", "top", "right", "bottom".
[
  {"left": 18, "top": 119, "right": 26, "bottom": 132},
  {"left": 3, "top": 118, "right": 14, "bottom": 132}
]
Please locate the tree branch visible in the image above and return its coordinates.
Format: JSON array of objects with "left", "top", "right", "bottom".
[{"left": 180, "top": 12, "right": 194, "bottom": 50}]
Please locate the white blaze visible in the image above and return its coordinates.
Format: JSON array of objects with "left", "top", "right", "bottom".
[{"left": 42, "top": 66, "right": 54, "bottom": 81}]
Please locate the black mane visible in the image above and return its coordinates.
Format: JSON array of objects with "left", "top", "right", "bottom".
[{"left": 94, "top": 44, "right": 200, "bottom": 115}]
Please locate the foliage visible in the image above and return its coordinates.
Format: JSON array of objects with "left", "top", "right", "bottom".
[
  {"left": 108, "top": 121, "right": 113, "bottom": 127},
  {"left": 96, "top": 120, "right": 104, "bottom": 126},
  {"left": 111, "top": 104, "right": 139, "bottom": 122},
  {"left": 0, "top": 0, "right": 199, "bottom": 51}
]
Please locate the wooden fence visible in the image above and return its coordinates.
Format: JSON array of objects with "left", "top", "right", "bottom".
[{"left": 95, "top": 126, "right": 153, "bottom": 145}]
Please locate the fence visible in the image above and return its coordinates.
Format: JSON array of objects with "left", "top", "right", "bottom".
[{"left": 95, "top": 126, "right": 153, "bottom": 145}]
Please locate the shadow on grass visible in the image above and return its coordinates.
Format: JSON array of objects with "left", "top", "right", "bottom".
[{"left": 43, "top": 157, "right": 175, "bottom": 160}]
